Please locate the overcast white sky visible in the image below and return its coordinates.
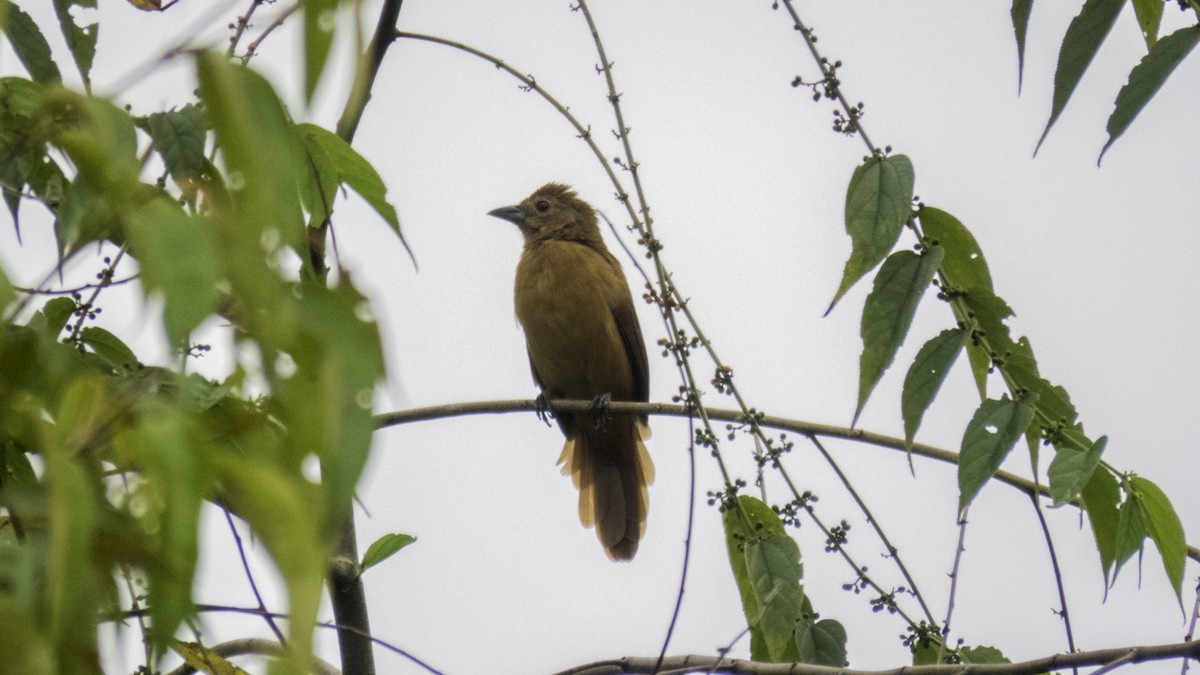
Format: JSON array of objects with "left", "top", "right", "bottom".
[{"left": 3, "top": 1, "right": 1200, "bottom": 673}]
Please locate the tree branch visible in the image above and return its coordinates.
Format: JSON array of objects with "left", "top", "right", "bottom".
[
  {"left": 553, "top": 638, "right": 1200, "bottom": 675},
  {"left": 374, "top": 398, "right": 1200, "bottom": 565}
]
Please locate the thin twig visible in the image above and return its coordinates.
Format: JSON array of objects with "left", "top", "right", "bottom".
[
  {"left": 1029, "top": 493, "right": 1078, "bottom": 674},
  {"left": 242, "top": 2, "right": 301, "bottom": 63},
  {"left": 937, "top": 507, "right": 970, "bottom": 663},
  {"left": 808, "top": 435, "right": 936, "bottom": 624},
  {"left": 223, "top": 507, "right": 286, "bottom": 643}
]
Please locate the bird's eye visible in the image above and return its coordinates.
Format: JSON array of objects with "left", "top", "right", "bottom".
[{"left": 535, "top": 200, "right": 550, "bottom": 212}]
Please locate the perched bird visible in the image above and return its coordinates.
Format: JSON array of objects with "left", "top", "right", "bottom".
[{"left": 488, "top": 183, "right": 653, "bottom": 561}]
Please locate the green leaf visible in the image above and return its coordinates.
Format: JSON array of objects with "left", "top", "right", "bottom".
[
  {"left": 958, "top": 395, "right": 1036, "bottom": 511},
  {"left": 902, "top": 327, "right": 967, "bottom": 453},
  {"left": 1047, "top": 436, "right": 1106, "bottom": 505},
  {"left": 0, "top": 3, "right": 63, "bottom": 84},
  {"left": 1011, "top": 0, "right": 1033, "bottom": 92},
  {"left": 745, "top": 533, "right": 804, "bottom": 662},
  {"left": 1099, "top": 25, "right": 1200, "bottom": 163},
  {"left": 1036, "top": 0, "right": 1124, "bottom": 153},
  {"left": 145, "top": 105, "right": 208, "bottom": 196},
  {"left": 45, "top": 90, "right": 139, "bottom": 189},
  {"left": 126, "top": 198, "right": 221, "bottom": 346},
  {"left": 303, "top": 0, "right": 339, "bottom": 103},
  {"left": 80, "top": 326, "right": 139, "bottom": 371},
  {"left": 855, "top": 246, "right": 944, "bottom": 425},
  {"left": 1112, "top": 491, "right": 1147, "bottom": 584},
  {"left": 52, "top": 0, "right": 97, "bottom": 89},
  {"left": 39, "top": 296, "right": 77, "bottom": 337},
  {"left": 298, "top": 123, "right": 405, "bottom": 244},
  {"left": 1081, "top": 468, "right": 1120, "bottom": 585},
  {"left": 1131, "top": 0, "right": 1164, "bottom": 49},
  {"left": 723, "top": 495, "right": 794, "bottom": 661},
  {"left": 195, "top": 52, "right": 305, "bottom": 249},
  {"left": 279, "top": 277, "right": 385, "bottom": 536},
  {"left": 960, "top": 646, "right": 1011, "bottom": 664},
  {"left": 1130, "top": 476, "right": 1186, "bottom": 602},
  {"left": 297, "top": 127, "right": 339, "bottom": 226},
  {"left": 361, "top": 533, "right": 416, "bottom": 572},
  {"left": 828, "top": 154, "right": 915, "bottom": 312},
  {"left": 795, "top": 618, "right": 847, "bottom": 667},
  {"left": 136, "top": 406, "right": 210, "bottom": 649},
  {"left": 916, "top": 206, "right": 991, "bottom": 292}
]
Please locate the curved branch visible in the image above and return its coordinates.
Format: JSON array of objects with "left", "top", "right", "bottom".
[
  {"left": 374, "top": 398, "right": 1200, "bottom": 565},
  {"left": 554, "top": 638, "right": 1200, "bottom": 675}
]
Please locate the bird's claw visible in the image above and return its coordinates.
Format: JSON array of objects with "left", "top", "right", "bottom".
[
  {"left": 535, "top": 391, "right": 555, "bottom": 427},
  {"left": 590, "top": 393, "right": 613, "bottom": 432}
]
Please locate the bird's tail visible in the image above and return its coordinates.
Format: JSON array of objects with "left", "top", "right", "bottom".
[{"left": 558, "top": 416, "right": 654, "bottom": 561}]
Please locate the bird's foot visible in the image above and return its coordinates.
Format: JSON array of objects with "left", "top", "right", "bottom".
[
  {"left": 535, "top": 391, "right": 555, "bottom": 427},
  {"left": 590, "top": 393, "right": 613, "bottom": 432}
]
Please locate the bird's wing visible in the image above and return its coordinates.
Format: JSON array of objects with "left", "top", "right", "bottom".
[{"left": 610, "top": 293, "right": 650, "bottom": 413}]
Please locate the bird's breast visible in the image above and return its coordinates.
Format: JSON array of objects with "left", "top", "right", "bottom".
[{"left": 514, "top": 241, "right": 634, "bottom": 398}]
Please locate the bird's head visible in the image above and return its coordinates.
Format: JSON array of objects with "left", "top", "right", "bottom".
[{"left": 488, "top": 183, "right": 602, "bottom": 246}]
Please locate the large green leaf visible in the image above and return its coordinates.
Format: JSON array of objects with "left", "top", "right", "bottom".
[
  {"left": 298, "top": 123, "right": 405, "bottom": 243},
  {"left": 795, "top": 618, "right": 847, "bottom": 667},
  {"left": 1047, "top": 436, "right": 1106, "bottom": 505},
  {"left": 1112, "top": 491, "right": 1147, "bottom": 584},
  {"left": 916, "top": 206, "right": 991, "bottom": 292},
  {"left": 1036, "top": 0, "right": 1125, "bottom": 153},
  {"left": 1081, "top": 468, "right": 1120, "bottom": 586},
  {"left": 1130, "top": 476, "right": 1186, "bottom": 602},
  {"left": 51, "top": 0, "right": 97, "bottom": 89},
  {"left": 126, "top": 198, "right": 222, "bottom": 346},
  {"left": 145, "top": 105, "right": 208, "bottom": 197},
  {"left": 723, "top": 495, "right": 798, "bottom": 662},
  {"left": 901, "top": 327, "right": 967, "bottom": 453},
  {"left": 1100, "top": 25, "right": 1200, "bottom": 163},
  {"left": 745, "top": 533, "right": 805, "bottom": 662},
  {"left": 828, "top": 154, "right": 914, "bottom": 312},
  {"left": 855, "top": 246, "right": 943, "bottom": 425},
  {"left": 0, "top": 3, "right": 62, "bottom": 84},
  {"left": 958, "top": 395, "right": 1036, "bottom": 511}
]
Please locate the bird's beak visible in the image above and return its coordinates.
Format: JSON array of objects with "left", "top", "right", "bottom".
[{"left": 487, "top": 205, "right": 526, "bottom": 225}]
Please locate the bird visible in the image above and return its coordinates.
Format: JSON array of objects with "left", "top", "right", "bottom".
[{"left": 488, "top": 183, "right": 653, "bottom": 561}]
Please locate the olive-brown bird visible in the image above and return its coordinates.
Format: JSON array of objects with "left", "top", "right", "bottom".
[{"left": 489, "top": 183, "right": 653, "bottom": 561}]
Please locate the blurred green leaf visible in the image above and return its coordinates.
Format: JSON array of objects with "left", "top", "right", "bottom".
[
  {"left": 917, "top": 206, "right": 991, "bottom": 292},
  {"left": 145, "top": 105, "right": 208, "bottom": 197},
  {"left": 1100, "top": 25, "right": 1200, "bottom": 163},
  {"left": 902, "top": 327, "right": 967, "bottom": 454},
  {"left": 80, "top": 326, "right": 139, "bottom": 371},
  {"left": 126, "top": 198, "right": 221, "bottom": 346},
  {"left": 1011, "top": 0, "right": 1033, "bottom": 92},
  {"left": 958, "top": 395, "right": 1035, "bottom": 511},
  {"left": 1047, "top": 436, "right": 1106, "bottom": 505},
  {"left": 195, "top": 52, "right": 305, "bottom": 250},
  {"left": 44, "top": 90, "right": 139, "bottom": 191},
  {"left": 39, "top": 296, "right": 76, "bottom": 337},
  {"left": 856, "top": 246, "right": 943, "bottom": 425},
  {"left": 0, "top": 263, "right": 14, "bottom": 317},
  {"left": 303, "top": 0, "right": 339, "bottom": 103},
  {"left": 0, "top": 599, "right": 55, "bottom": 674},
  {"left": 1081, "top": 467, "right": 1120, "bottom": 585},
  {"left": 828, "top": 154, "right": 914, "bottom": 312},
  {"left": 0, "top": 3, "right": 63, "bottom": 84},
  {"left": 1036, "top": 0, "right": 1124, "bottom": 153},
  {"left": 297, "top": 127, "right": 339, "bottom": 226},
  {"left": 361, "top": 533, "right": 416, "bottom": 572},
  {"left": 960, "top": 645, "right": 1011, "bottom": 664},
  {"left": 174, "top": 640, "right": 250, "bottom": 675},
  {"left": 279, "top": 277, "right": 385, "bottom": 535},
  {"left": 1131, "top": 0, "right": 1163, "bottom": 49},
  {"left": 795, "top": 618, "right": 847, "bottom": 666},
  {"left": 51, "top": 0, "right": 97, "bottom": 89},
  {"left": 1130, "top": 476, "right": 1186, "bottom": 602}
]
